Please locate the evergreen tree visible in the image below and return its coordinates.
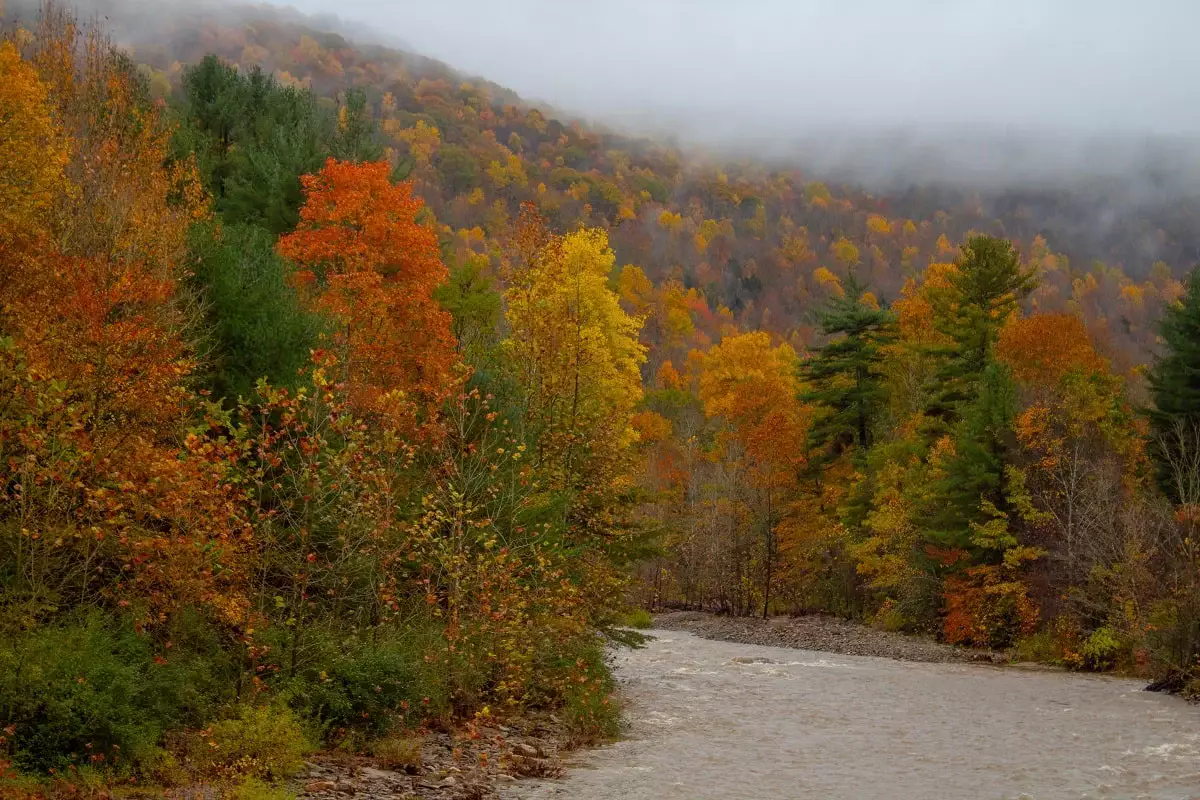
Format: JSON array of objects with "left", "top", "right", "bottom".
[
  {"left": 188, "top": 222, "right": 324, "bottom": 403},
  {"left": 918, "top": 236, "right": 1034, "bottom": 558},
  {"left": 926, "top": 235, "right": 1038, "bottom": 424},
  {"left": 331, "top": 88, "right": 385, "bottom": 163},
  {"left": 1147, "top": 268, "right": 1200, "bottom": 503},
  {"left": 175, "top": 57, "right": 334, "bottom": 233},
  {"left": 801, "top": 275, "right": 896, "bottom": 460},
  {"left": 925, "top": 361, "right": 1019, "bottom": 555}
]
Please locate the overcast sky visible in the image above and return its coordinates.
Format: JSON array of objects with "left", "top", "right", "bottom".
[{"left": 277, "top": 0, "right": 1200, "bottom": 141}]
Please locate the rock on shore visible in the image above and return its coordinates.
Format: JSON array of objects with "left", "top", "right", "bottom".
[{"left": 653, "top": 611, "right": 1003, "bottom": 664}]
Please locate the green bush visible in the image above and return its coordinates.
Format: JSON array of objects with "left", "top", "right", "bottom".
[
  {"left": 558, "top": 642, "right": 620, "bottom": 744},
  {"left": 870, "top": 600, "right": 909, "bottom": 633},
  {"left": 1014, "top": 631, "right": 1065, "bottom": 665},
  {"left": 0, "top": 613, "right": 236, "bottom": 775},
  {"left": 268, "top": 627, "right": 448, "bottom": 740},
  {"left": 622, "top": 609, "right": 653, "bottom": 629},
  {"left": 227, "top": 776, "right": 297, "bottom": 800},
  {"left": 369, "top": 732, "right": 422, "bottom": 771},
  {"left": 1078, "top": 626, "right": 1123, "bottom": 672},
  {"left": 1147, "top": 598, "right": 1200, "bottom": 683}
]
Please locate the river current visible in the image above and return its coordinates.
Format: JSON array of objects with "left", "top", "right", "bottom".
[{"left": 504, "top": 629, "right": 1200, "bottom": 800}]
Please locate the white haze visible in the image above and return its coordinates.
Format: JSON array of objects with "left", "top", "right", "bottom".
[
  {"left": 32, "top": 0, "right": 1200, "bottom": 193},
  {"left": 277, "top": 0, "right": 1195, "bottom": 134},
  {"left": 269, "top": 0, "right": 1200, "bottom": 190}
]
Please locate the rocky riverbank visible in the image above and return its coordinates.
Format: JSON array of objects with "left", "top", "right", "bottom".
[
  {"left": 292, "top": 712, "right": 573, "bottom": 800},
  {"left": 653, "top": 611, "right": 1004, "bottom": 664}
]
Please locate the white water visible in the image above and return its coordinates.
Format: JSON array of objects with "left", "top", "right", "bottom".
[{"left": 505, "top": 630, "right": 1200, "bottom": 800}]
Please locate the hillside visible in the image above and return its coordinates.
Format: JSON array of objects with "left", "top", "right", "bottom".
[{"left": 45, "top": 0, "right": 1200, "bottom": 376}]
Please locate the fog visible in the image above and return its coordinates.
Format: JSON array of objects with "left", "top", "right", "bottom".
[
  {"left": 266, "top": 0, "right": 1200, "bottom": 190},
  {"left": 27, "top": 0, "right": 1200, "bottom": 192},
  {"left": 276, "top": 1, "right": 1193, "bottom": 133}
]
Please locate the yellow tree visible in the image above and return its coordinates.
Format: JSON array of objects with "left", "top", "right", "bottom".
[
  {"left": 698, "top": 331, "right": 808, "bottom": 616},
  {"left": 503, "top": 207, "right": 646, "bottom": 517},
  {"left": 0, "top": 40, "right": 69, "bottom": 248}
]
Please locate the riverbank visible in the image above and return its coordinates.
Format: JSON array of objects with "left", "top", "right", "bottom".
[
  {"left": 653, "top": 611, "right": 1004, "bottom": 664},
  {"left": 290, "top": 712, "right": 574, "bottom": 800}
]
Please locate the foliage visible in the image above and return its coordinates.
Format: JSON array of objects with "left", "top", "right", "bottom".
[
  {"left": 188, "top": 221, "right": 323, "bottom": 402},
  {"left": 175, "top": 55, "right": 333, "bottom": 233},
  {"left": 622, "top": 609, "right": 654, "bottom": 629},
  {"left": 1147, "top": 269, "right": 1200, "bottom": 503},
  {"left": 278, "top": 158, "right": 459, "bottom": 426},
  {"left": 0, "top": 614, "right": 235, "bottom": 775},
  {"left": 5, "top": 6, "right": 1200, "bottom": 794},
  {"left": 182, "top": 705, "right": 309, "bottom": 781},
  {"left": 801, "top": 274, "right": 897, "bottom": 459},
  {"left": 0, "top": 40, "right": 68, "bottom": 247}
]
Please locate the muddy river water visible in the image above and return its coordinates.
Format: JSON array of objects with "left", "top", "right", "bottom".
[{"left": 505, "top": 629, "right": 1200, "bottom": 800}]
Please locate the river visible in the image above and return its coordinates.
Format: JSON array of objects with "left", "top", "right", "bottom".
[{"left": 504, "top": 629, "right": 1200, "bottom": 800}]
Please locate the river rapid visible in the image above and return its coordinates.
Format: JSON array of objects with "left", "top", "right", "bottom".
[{"left": 504, "top": 629, "right": 1200, "bottom": 800}]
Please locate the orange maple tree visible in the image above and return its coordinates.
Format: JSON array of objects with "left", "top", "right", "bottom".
[{"left": 278, "top": 159, "right": 459, "bottom": 427}]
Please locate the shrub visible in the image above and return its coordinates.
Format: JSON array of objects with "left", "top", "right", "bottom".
[
  {"left": 1014, "top": 630, "right": 1066, "bottom": 664},
  {"left": 1146, "top": 597, "right": 1200, "bottom": 687},
  {"left": 1077, "top": 626, "right": 1124, "bottom": 672},
  {"left": 227, "top": 776, "right": 297, "bottom": 800},
  {"left": 184, "top": 705, "right": 309, "bottom": 781},
  {"left": 558, "top": 642, "right": 620, "bottom": 744},
  {"left": 869, "top": 599, "right": 909, "bottom": 633},
  {"left": 370, "top": 733, "right": 422, "bottom": 771},
  {"left": 0, "top": 613, "right": 235, "bottom": 775},
  {"left": 271, "top": 626, "right": 448, "bottom": 740},
  {"left": 622, "top": 609, "right": 653, "bottom": 630}
]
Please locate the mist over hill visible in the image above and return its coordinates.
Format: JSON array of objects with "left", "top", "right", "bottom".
[{"left": 36, "top": 0, "right": 1200, "bottom": 196}]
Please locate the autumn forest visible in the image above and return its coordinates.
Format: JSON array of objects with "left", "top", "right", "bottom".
[{"left": 2, "top": 0, "right": 1200, "bottom": 792}]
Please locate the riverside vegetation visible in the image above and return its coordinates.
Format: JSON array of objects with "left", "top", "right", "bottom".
[{"left": 2, "top": 1, "right": 1200, "bottom": 797}]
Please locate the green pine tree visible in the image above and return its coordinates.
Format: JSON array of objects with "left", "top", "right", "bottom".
[
  {"left": 918, "top": 235, "right": 1034, "bottom": 559},
  {"left": 801, "top": 275, "right": 896, "bottom": 461},
  {"left": 925, "top": 361, "right": 1019, "bottom": 556},
  {"left": 926, "top": 235, "right": 1038, "bottom": 425},
  {"left": 175, "top": 56, "right": 335, "bottom": 234},
  {"left": 331, "top": 88, "right": 385, "bottom": 163},
  {"left": 187, "top": 222, "right": 324, "bottom": 404},
  {"left": 1147, "top": 269, "right": 1200, "bottom": 503}
]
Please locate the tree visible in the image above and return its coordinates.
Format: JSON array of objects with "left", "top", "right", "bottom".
[
  {"left": 926, "top": 236, "right": 1038, "bottom": 423},
  {"left": 1148, "top": 269, "right": 1200, "bottom": 503},
  {"left": 0, "top": 41, "right": 69, "bottom": 248},
  {"left": 502, "top": 212, "right": 646, "bottom": 503},
  {"left": 331, "top": 88, "right": 383, "bottom": 163},
  {"left": 925, "top": 361, "right": 1019, "bottom": 555},
  {"left": 698, "top": 332, "right": 808, "bottom": 617},
  {"left": 433, "top": 253, "right": 503, "bottom": 366},
  {"left": 434, "top": 145, "right": 480, "bottom": 194},
  {"left": 187, "top": 221, "right": 324, "bottom": 402},
  {"left": 278, "top": 159, "right": 458, "bottom": 427},
  {"left": 1, "top": 15, "right": 247, "bottom": 632},
  {"left": 801, "top": 275, "right": 896, "bottom": 459},
  {"left": 177, "top": 56, "right": 333, "bottom": 233}
]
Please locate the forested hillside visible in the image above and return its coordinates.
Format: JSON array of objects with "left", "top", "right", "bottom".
[
  {"left": 72, "top": 0, "right": 1200, "bottom": 375},
  {"left": 2, "top": 0, "right": 1200, "bottom": 793}
]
